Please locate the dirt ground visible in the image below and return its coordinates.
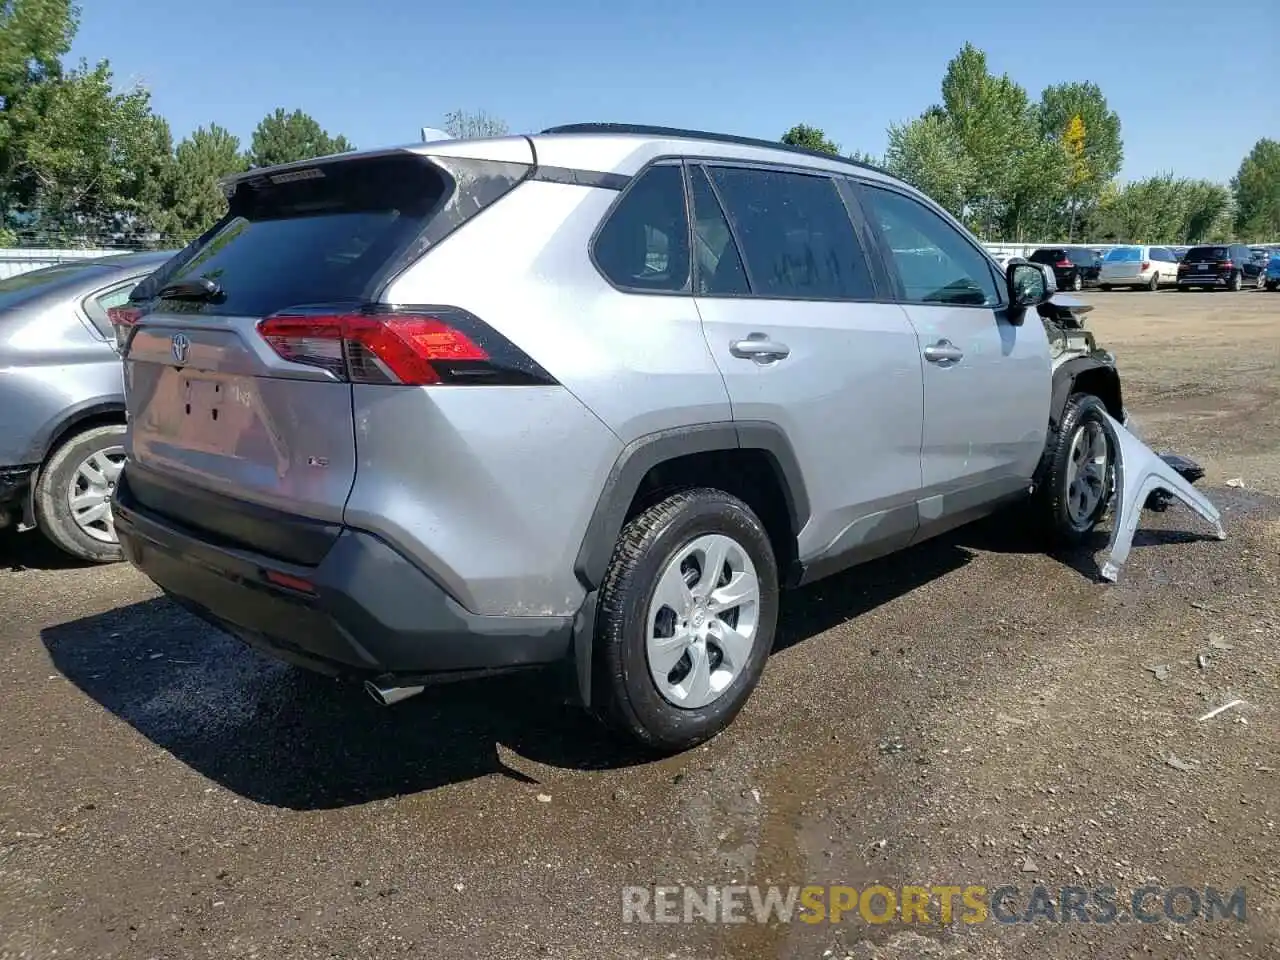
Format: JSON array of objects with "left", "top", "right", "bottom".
[{"left": 1, "top": 288, "right": 1277, "bottom": 960}]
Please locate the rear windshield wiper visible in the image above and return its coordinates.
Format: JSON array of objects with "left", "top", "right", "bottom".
[{"left": 156, "top": 276, "right": 223, "bottom": 302}]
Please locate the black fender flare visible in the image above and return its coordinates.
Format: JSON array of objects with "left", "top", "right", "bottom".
[
  {"left": 569, "top": 420, "right": 809, "bottom": 707},
  {"left": 1037, "top": 357, "right": 1124, "bottom": 489}
]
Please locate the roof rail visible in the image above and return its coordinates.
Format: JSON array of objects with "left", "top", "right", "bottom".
[{"left": 539, "top": 123, "right": 889, "bottom": 177}]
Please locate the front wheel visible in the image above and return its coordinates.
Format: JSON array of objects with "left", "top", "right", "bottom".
[
  {"left": 1036, "top": 394, "right": 1115, "bottom": 547},
  {"left": 1099, "top": 284, "right": 1112, "bottom": 292},
  {"left": 592, "top": 488, "right": 779, "bottom": 753},
  {"left": 35, "top": 423, "right": 128, "bottom": 563},
  {"left": 1266, "top": 280, "right": 1279, "bottom": 292}
]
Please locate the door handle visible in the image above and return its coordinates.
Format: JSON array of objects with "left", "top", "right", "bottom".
[
  {"left": 923, "top": 339, "right": 964, "bottom": 364},
  {"left": 730, "top": 333, "right": 790, "bottom": 363}
]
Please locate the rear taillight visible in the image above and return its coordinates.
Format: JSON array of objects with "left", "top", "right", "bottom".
[
  {"left": 1140, "top": 261, "right": 1150, "bottom": 271},
  {"left": 1056, "top": 258, "right": 1072, "bottom": 268},
  {"left": 107, "top": 305, "right": 142, "bottom": 351},
  {"left": 1221, "top": 260, "right": 1233, "bottom": 269},
  {"left": 256, "top": 306, "right": 554, "bottom": 387}
]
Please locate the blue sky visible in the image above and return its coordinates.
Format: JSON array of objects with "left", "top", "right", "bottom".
[{"left": 73, "top": 0, "right": 1276, "bottom": 183}]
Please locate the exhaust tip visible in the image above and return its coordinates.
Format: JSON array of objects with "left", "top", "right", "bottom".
[{"left": 364, "top": 679, "right": 425, "bottom": 707}]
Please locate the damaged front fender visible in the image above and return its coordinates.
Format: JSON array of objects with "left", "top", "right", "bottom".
[{"left": 1098, "top": 413, "right": 1227, "bottom": 582}]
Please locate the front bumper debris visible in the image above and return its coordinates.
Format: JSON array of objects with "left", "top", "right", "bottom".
[{"left": 1098, "top": 414, "right": 1226, "bottom": 582}]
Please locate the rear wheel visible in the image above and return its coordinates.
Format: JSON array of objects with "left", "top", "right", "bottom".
[
  {"left": 35, "top": 423, "right": 127, "bottom": 563},
  {"left": 1099, "top": 284, "right": 1112, "bottom": 291},
  {"left": 592, "top": 488, "right": 779, "bottom": 753},
  {"left": 1146, "top": 272, "right": 1159, "bottom": 291},
  {"left": 1071, "top": 273, "right": 1083, "bottom": 292},
  {"left": 1036, "top": 394, "right": 1115, "bottom": 547},
  {"left": 1229, "top": 271, "right": 1243, "bottom": 292}
]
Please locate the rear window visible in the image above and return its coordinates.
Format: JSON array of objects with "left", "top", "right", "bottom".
[
  {"left": 1186, "top": 246, "right": 1228, "bottom": 261},
  {"left": 0, "top": 262, "right": 109, "bottom": 311},
  {"left": 1104, "top": 247, "right": 1142, "bottom": 262},
  {"left": 132, "top": 153, "right": 529, "bottom": 317},
  {"left": 1029, "top": 249, "right": 1063, "bottom": 264}
]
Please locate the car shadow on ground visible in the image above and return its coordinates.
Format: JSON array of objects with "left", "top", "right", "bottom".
[
  {"left": 41, "top": 533, "right": 982, "bottom": 810},
  {"left": 0, "top": 529, "right": 98, "bottom": 572}
]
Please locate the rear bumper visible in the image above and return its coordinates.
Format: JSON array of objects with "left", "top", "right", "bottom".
[
  {"left": 1177, "top": 273, "right": 1229, "bottom": 286},
  {"left": 112, "top": 469, "right": 574, "bottom": 681}
]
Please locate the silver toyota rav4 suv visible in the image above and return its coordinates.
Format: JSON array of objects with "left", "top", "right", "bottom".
[{"left": 112, "top": 124, "right": 1125, "bottom": 752}]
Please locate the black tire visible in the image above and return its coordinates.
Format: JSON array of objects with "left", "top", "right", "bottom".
[
  {"left": 1099, "top": 284, "right": 1112, "bottom": 291},
  {"left": 1034, "top": 394, "right": 1115, "bottom": 547},
  {"left": 1146, "top": 272, "right": 1159, "bottom": 291},
  {"left": 592, "top": 488, "right": 779, "bottom": 753},
  {"left": 1071, "top": 273, "right": 1083, "bottom": 292},
  {"left": 35, "top": 423, "right": 127, "bottom": 563},
  {"left": 1267, "top": 281, "right": 1279, "bottom": 292},
  {"left": 1229, "top": 271, "right": 1243, "bottom": 292}
]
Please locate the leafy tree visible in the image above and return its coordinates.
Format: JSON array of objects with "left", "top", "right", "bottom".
[
  {"left": 884, "top": 113, "right": 973, "bottom": 218},
  {"left": 0, "top": 0, "right": 79, "bottom": 221},
  {"left": 443, "top": 109, "right": 507, "bottom": 140},
  {"left": 846, "top": 148, "right": 882, "bottom": 167},
  {"left": 156, "top": 123, "right": 246, "bottom": 237},
  {"left": 1232, "top": 138, "right": 1280, "bottom": 240},
  {"left": 1181, "top": 179, "right": 1233, "bottom": 243},
  {"left": 780, "top": 123, "right": 839, "bottom": 155},
  {"left": 247, "top": 108, "right": 353, "bottom": 168},
  {"left": 5, "top": 59, "right": 170, "bottom": 241},
  {"left": 1037, "top": 82, "right": 1123, "bottom": 239}
]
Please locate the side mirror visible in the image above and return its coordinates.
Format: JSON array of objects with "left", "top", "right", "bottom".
[{"left": 1008, "top": 261, "right": 1056, "bottom": 309}]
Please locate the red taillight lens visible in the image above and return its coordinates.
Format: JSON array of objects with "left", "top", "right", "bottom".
[
  {"left": 1140, "top": 261, "right": 1150, "bottom": 271},
  {"left": 1221, "top": 260, "right": 1233, "bottom": 269},
  {"left": 107, "top": 305, "right": 142, "bottom": 351},
  {"left": 1056, "top": 258, "right": 1072, "bottom": 268},
  {"left": 263, "top": 569, "right": 316, "bottom": 595},
  {"left": 255, "top": 307, "right": 552, "bottom": 387}
]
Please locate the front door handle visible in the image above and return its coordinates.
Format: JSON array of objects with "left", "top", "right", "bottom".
[
  {"left": 923, "top": 339, "right": 964, "bottom": 364},
  {"left": 730, "top": 333, "right": 790, "bottom": 363}
]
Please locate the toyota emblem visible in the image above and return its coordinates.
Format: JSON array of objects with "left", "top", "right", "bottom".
[{"left": 171, "top": 332, "right": 190, "bottom": 365}]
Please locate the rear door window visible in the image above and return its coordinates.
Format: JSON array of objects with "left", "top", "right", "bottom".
[
  {"left": 132, "top": 153, "right": 528, "bottom": 317},
  {"left": 704, "top": 166, "right": 874, "bottom": 300},
  {"left": 593, "top": 163, "right": 691, "bottom": 293}
]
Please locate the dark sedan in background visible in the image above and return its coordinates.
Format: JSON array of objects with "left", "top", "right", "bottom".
[
  {"left": 0, "top": 250, "right": 173, "bottom": 561},
  {"left": 1028, "top": 246, "right": 1101, "bottom": 291}
]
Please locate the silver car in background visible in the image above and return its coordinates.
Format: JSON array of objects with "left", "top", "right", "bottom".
[{"left": 0, "top": 251, "right": 173, "bottom": 561}]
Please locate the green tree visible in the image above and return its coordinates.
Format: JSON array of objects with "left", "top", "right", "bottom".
[
  {"left": 0, "top": 0, "right": 79, "bottom": 222},
  {"left": 247, "top": 108, "right": 353, "bottom": 168},
  {"left": 883, "top": 113, "right": 974, "bottom": 218},
  {"left": 1180, "top": 179, "right": 1233, "bottom": 243},
  {"left": 780, "top": 123, "right": 839, "bottom": 155},
  {"left": 1037, "top": 82, "right": 1123, "bottom": 240},
  {"left": 5, "top": 59, "right": 170, "bottom": 241},
  {"left": 443, "top": 109, "right": 508, "bottom": 140},
  {"left": 156, "top": 123, "right": 246, "bottom": 238},
  {"left": 1232, "top": 138, "right": 1280, "bottom": 240}
]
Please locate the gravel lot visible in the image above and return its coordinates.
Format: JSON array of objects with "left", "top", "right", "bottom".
[{"left": 2, "top": 289, "right": 1277, "bottom": 960}]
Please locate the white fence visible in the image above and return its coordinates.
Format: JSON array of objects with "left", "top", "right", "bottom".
[{"left": 0, "top": 247, "right": 137, "bottom": 280}]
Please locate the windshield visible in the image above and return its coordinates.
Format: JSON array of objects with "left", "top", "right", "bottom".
[
  {"left": 1104, "top": 247, "right": 1142, "bottom": 262},
  {"left": 0, "top": 262, "right": 108, "bottom": 311}
]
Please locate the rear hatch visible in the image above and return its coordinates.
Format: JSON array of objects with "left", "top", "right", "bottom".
[
  {"left": 1100, "top": 246, "right": 1145, "bottom": 281},
  {"left": 116, "top": 148, "right": 531, "bottom": 561},
  {"left": 1182, "top": 245, "right": 1230, "bottom": 278}
]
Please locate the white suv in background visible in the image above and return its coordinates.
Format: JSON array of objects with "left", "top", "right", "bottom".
[{"left": 1098, "top": 245, "right": 1180, "bottom": 291}]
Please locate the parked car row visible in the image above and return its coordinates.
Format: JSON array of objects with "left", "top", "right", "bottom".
[{"left": 1014, "top": 243, "right": 1278, "bottom": 292}]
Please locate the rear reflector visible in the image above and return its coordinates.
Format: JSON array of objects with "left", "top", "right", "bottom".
[
  {"left": 263, "top": 569, "right": 316, "bottom": 595},
  {"left": 256, "top": 306, "right": 555, "bottom": 387},
  {"left": 107, "top": 305, "right": 142, "bottom": 351}
]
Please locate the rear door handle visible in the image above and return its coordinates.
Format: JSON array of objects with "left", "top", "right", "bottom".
[
  {"left": 923, "top": 339, "right": 964, "bottom": 364},
  {"left": 730, "top": 333, "right": 790, "bottom": 363}
]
